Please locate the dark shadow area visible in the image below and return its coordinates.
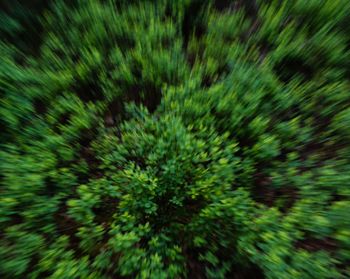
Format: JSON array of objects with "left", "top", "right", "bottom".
[
  {"left": 274, "top": 56, "right": 315, "bottom": 83},
  {"left": 0, "top": 0, "right": 51, "bottom": 57},
  {"left": 182, "top": 0, "right": 208, "bottom": 49},
  {"left": 296, "top": 237, "right": 338, "bottom": 252}
]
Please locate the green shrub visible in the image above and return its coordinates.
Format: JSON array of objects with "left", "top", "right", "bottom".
[{"left": 1, "top": 0, "right": 350, "bottom": 278}]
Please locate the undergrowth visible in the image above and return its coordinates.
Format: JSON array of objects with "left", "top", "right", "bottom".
[{"left": 1, "top": 0, "right": 350, "bottom": 278}]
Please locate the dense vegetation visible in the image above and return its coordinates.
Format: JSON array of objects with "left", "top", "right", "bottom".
[{"left": 1, "top": 0, "right": 350, "bottom": 278}]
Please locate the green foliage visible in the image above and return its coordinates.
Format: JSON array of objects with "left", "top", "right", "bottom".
[{"left": 1, "top": 0, "right": 350, "bottom": 278}]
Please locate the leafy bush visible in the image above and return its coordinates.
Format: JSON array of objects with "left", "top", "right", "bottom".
[{"left": 1, "top": 0, "right": 350, "bottom": 278}]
